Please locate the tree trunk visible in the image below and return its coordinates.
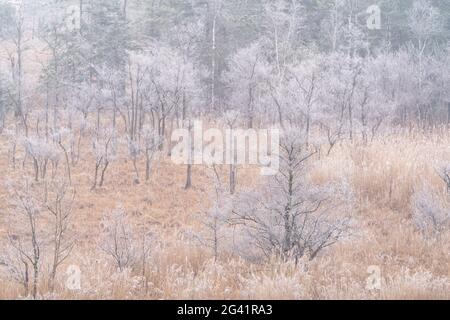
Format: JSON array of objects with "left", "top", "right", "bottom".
[
  {"left": 185, "top": 164, "right": 192, "bottom": 189},
  {"left": 99, "top": 161, "right": 109, "bottom": 187}
]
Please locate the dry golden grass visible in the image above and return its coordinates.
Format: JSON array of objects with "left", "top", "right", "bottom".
[{"left": 0, "top": 127, "right": 449, "bottom": 300}]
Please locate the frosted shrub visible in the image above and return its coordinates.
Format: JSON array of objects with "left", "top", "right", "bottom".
[
  {"left": 413, "top": 188, "right": 450, "bottom": 233},
  {"left": 438, "top": 165, "right": 450, "bottom": 193}
]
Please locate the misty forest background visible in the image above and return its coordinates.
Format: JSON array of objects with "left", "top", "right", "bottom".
[{"left": 0, "top": 0, "right": 449, "bottom": 127}]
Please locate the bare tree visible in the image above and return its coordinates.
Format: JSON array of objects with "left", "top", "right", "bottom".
[
  {"left": 143, "top": 125, "right": 162, "bottom": 182},
  {"left": 264, "top": 0, "right": 303, "bottom": 126},
  {"left": 138, "top": 224, "right": 155, "bottom": 294},
  {"left": 53, "top": 128, "right": 74, "bottom": 184},
  {"left": 5, "top": 179, "right": 43, "bottom": 299},
  {"left": 1, "top": 177, "right": 76, "bottom": 297},
  {"left": 67, "top": 87, "right": 94, "bottom": 165},
  {"left": 0, "top": 2, "right": 29, "bottom": 134},
  {"left": 23, "top": 136, "right": 60, "bottom": 182},
  {"left": 0, "top": 244, "right": 30, "bottom": 297},
  {"left": 98, "top": 206, "right": 137, "bottom": 271},
  {"left": 127, "top": 136, "right": 141, "bottom": 184},
  {"left": 317, "top": 53, "right": 361, "bottom": 153},
  {"left": 193, "top": 171, "right": 232, "bottom": 262},
  {"left": 355, "top": 54, "right": 395, "bottom": 143},
  {"left": 286, "top": 57, "right": 322, "bottom": 145},
  {"left": 321, "top": 0, "right": 346, "bottom": 52},
  {"left": 224, "top": 43, "right": 270, "bottom": 129},
  {"left": 125, "top": 123, "right": 162, "bottom": 185},
  {"left": 44, "top": 180, "right": 76, "bottom": 292},
  {"left": 408, "top": 0, "right": 443, "bottom": 126},
  {"left": 231, "top": 126, "right": 351, "bottom": 262},
  {"left": 91, "top": 127, "right": 117, "bottom": 190}
]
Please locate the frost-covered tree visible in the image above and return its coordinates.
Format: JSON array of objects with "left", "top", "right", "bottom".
[
  {"left": 407, "top": 0, "right": 443, "bottom": 125},
  {"left": 1, "top": 177, "right": 76, "bottom": 297},
  {"left": 44, "top": 179, "right": 76, "bottom": 292},
  {"left": 23, "top": 136, "right": 60, "bottom": 182},
  {"left": 408, "top": 0, "right": 442, "bottom": 53},
  {"left": 91, "top": 127, "right": 117, "bottom": 190},
  {"left": 285, "top": 55, "right": 323, "bottom": 144},
  {"left": 353, "top": 54, "right": 396, "bottom": 142},
  {"left": 224, "top": 42, "right": 270, "bottom": 128},
  {"left": 4, "top": 179, "right": 44, "bottom": 299},
  {"left": 0, "top": 1, "right": 29, "bottom": 132},
  {"left": 232, "top": 126, "right": 351, "bottom": 262},
  {"left": 125, "top": 125, "right": 161, "bottom": 185},
  {"left": 99, "top": 206, "right": 137, "bottom": 271},
  {"left": 52, "top": 127, "right": 74, "bottom": 183},
  {"left": 194, "top": 172, "right": 232, "bottom": 261},
  {"left": 316, "top": 53, "right": 362, "bottom": 152}
]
